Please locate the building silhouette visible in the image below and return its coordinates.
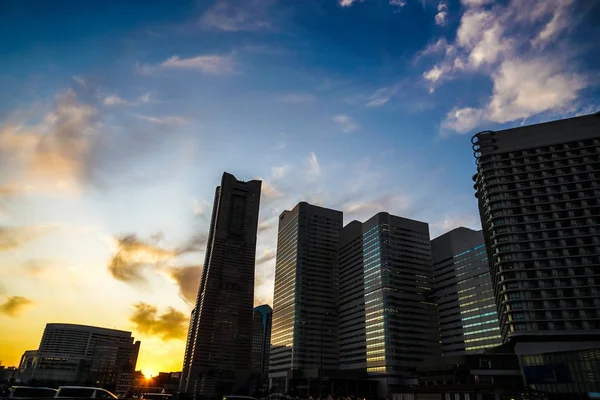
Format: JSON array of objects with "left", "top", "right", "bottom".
[
  {"left": 431, "top": 227, "right": 502, "bottom": 356},
  {"left": 16, "top": 323, "right": 139, "bottom": 394},
  {"left": 179, "top": 307, "right": 197, "bottom": 393},
  {"left": 472, "top": 113, "right": 600, "bottom": 396},
  {"left": 269, "top": 202, "right": 343, "bottom": 393},
  {"left": 180, "top": 172, "right": 262, "bottom": 399},
  {"left": 338, "top": 213, "right": 439, "bottom": 397},
  {"left": 251, "top": 304, "right": 272, "bottom": 375}
]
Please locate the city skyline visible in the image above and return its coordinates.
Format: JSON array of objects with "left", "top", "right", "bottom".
[{"left": 1, "top": 0, "right": 600, "bottom": 377}]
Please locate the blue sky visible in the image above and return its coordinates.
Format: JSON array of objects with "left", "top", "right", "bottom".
[{"left": 1, "top": 0, "right": 599, "bottom": 373}]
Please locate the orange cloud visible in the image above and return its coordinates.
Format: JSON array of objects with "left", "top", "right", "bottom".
[
  {"left": 129, "top": 302, "right": 188, "bottom": 340},
  {"left": 0, "top": 90, "right": 99, "bottom": 194},
  {"left": 167, "top": 266, "right": 202, "bottom": 305},
  {"left": 0, "top": 296, "right": 33, "bottom": 317},
  {"left": 0, "top": 225, "right": 52, "bottom": 251}
]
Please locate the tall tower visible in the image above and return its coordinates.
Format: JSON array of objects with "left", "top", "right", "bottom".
[
  {"left": 269, "top": 202, "right": 343, "bottom": 393},
  {"left": 181, "top": 172, "right": 261, "bottom": 399},
  {"left": 338, "top": 213, "right": 439, "bottom": 396},
  {"left": 472, "top": 113, "right": 600, "bottom": 396},
  {"left": 431, "top": 227, "right": 502, "bottom": 356}
]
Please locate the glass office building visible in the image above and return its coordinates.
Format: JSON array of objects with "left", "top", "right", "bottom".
[
  {"left": 269, "top": 202, "right": 343, "bottom": 392},
  {"left": 432, "top": 227, "right": 502, "bottom": 356},
  {"left": 339, "top": 212, "right": 439, "bottom": 396}
]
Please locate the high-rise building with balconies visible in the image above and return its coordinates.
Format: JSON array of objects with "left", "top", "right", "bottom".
[
  {"left": 472, "top": 113, "right": 600, "bottom": 397},
  {"left": 180, "top": 172, "right": 262, "bottom": 399}
]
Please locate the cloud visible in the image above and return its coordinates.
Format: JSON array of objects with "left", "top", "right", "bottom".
[
  {"left": 260, "top": 179, "right": 282, "bottom": 200},
  {"left": 332, "top": 115, "right": 359, "bottom": 133},
  {"left": 137, "top": 54, "right": 236, "bottom": 75},
  {"left": 423, "top": 65, "right": 445, "bottom": 83},
  {"left": 441, "top": 107, "right": 484, "bottom": 133},
  {"left": 0, "top": 90, "right": 99, "bottom": 193},
  {"left": 256, "top": 249, "right": 276, "bottom": 265},
  {"left": 278, "top": 93, "right": 317, "bottom": 104},
  {"left": 108, "top": 234, "right": 177, "bottom": 283},
  {"left": 340, "top": 0, "right": 364, "bottom": 7},
  {"left": 23, "top": 259, "right": 56, "bottom": 276},
  {"left": 129, "top": 302, "right": 188, "bottom": 340},
  {"left": 389, "top": 0, "right": 406, "bottom": 8},
  {"left": 0, "top": 296, "right": 33, "bottom": 317},
  {"left": 430, "top": 212, "right": 480, "bottom": 238},
  {"left": 107, "top": 233, "right": 207, "bottom": 283},
  {"left": 258, "top": 220, "right": 275, "bottom": 233},
  {"left": 342, "top": 193, "right": 411, "bottom": 221},
  {"left": 200, "top": 0, "right": 274, "bottom": 32},
  {"left": 420, "top": 0, "right": 590, "bottom": 133},
  {"left": 271, "top": 164, "right": 291, "bottom": 180},
  {"left": 167, "top": 266, "right": 202, "bottom": 305},
  {"left": 365, "top": 84, "right": 402, "bottom": 107},
  {"left": 133, "top": 114, "right": 188, "bottom": 126},
  {"left": 72, "top": 75, "right": 86, "bottom": 87},
  {"left": 191, "top": 198, "right": 212, "bottom": 218},
  {"left": 103, "top": 95, "right": 130, "bottom": 107},
  {"left": 0, "top": 225, "right": 51, "bottom": 251},
  {"left": 306, "top": 152, "right": 321, "bottom": 176},
  {"left": 435, "top": 2, "right": 448, "bottom": 25}
]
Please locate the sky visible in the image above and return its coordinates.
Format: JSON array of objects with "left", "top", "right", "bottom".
[{"left": 1, "top": 0, "right": 599, "bottom": 376}]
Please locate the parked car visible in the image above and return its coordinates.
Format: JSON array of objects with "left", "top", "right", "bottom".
[
  {"left": 54, "top": 387, "right": 117, "bottom": 399},
  {"left": 222, "top": 396, "right": 259, "bottom": 400},
  {"left": 140, "top": 394, "right": 172, "bottom": 400},
  {"left": 5, "top": 386, "right": 57, "bottom": 399}
]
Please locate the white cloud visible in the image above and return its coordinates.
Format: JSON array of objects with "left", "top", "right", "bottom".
[
  {"left": 435, "top": 2, "right": 448, "bottom": 26},
  {"left": 306, "top": 152, "right": 320, "bottom": 176},
  {"left": 278, "top": 93, "right": 317, "bottom": 104},
  {"left": 421, "top": 0, "right": 589, "bottom": 134},
  {"left": 72, "top": 75, "right": 86, "bottom": 87},
  {"left": 485, "top": 58, "right": 587, "bottom": 124},
  {"left": 441, "top": 107, "right": 484, "bottom": 134},
  {"left": 200, "top": 0, "right": 273, "bottom": 32},
  {"left": 260, "top": 179, "right": 282, "bottom": 200},
  {"left": 460, "top": 0, "right": 493, "bottom": 6},
  {"left": 103, "top": 95, "right": 130, "bottom": 107},
  {"left": 133, "top": 114, "right": 188, "bottom": 126},
  {"left": 365, "top": 83, "right": 402, "bottom": 107},
  {"left": 138, "top": 93, "right": 153, "bottom": 103},
  {"left": 138, "top": 54, "right": 235, "bottom": 75},
  {"left": 390, "top": 0, "right": 406, "bottom": 7},
  {"left": 423, "top": 65, "right": 445, "bottom": 82},
  {"left": 271, "top": 164, "right": 291, "bottom": 180},
  {"left": 332, "top": 114, "right": 359, "bottom": 133},
  {"left": 340, "top": 0, "right": 364, "bottom": 7}
]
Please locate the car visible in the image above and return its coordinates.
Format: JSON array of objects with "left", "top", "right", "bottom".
[
  {"left": 54, "top": 386, "right": 117, "bottom": 399},
  {"left": 222, "top": 396, "right": 259, "bottom": 400},
  {"left": 5, "top": 386, "right": 58, "bottom": 399},
  {"left": 140, "top": 394, "right": 173, "bottom": 400}
]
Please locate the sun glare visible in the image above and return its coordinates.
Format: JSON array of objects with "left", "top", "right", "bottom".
[{"left": 144, "top": 371, "right": 155, "bottom": 380}]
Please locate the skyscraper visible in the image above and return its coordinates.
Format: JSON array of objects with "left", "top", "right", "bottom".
[
  {"left": 179, "top": 307, "right": 197, "bottom": 393},
  {"left": 338, "top": 213, "right": 439, "bottom": 396},
  {"left": 251, "top": 304, "right": 272, "bottom": 375},
  {"left": 181, "top": 172, "right": 262, "bottom": 399},
  {"left": 431, "top": 227, "right": 502, "bottom": 356},
  {"left": 472, "top": 113, "right": 600, "bottom": 396},
  {"left": 269, "top": 202, "right": 343, "bottom": 393}
]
